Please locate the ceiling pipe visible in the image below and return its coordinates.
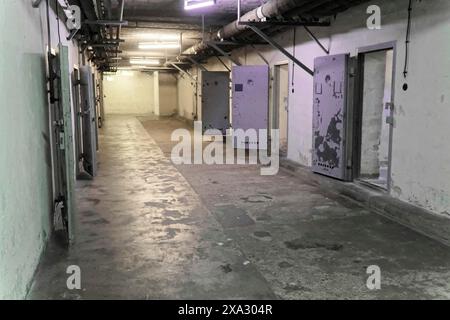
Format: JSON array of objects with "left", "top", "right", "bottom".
[
  {"left": 181, "top": 0, "right": 311, "bottom": 56},
  {"left": 116, "top": 0, "right": 125, "bottom": 40}
]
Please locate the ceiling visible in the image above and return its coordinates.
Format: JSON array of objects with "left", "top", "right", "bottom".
[
  {"left": 118, "top": 0, "right": 268, "bottom": 25},
  {"left": 81, "top": 0, "right": 373, "bottom": 71},
  {"left": 114, "top": 0, "right": 268, "bottom": 68}
]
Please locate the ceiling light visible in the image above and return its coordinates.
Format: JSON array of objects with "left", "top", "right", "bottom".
[
  {"left": 137, "top": 33, "right": 180, "bottom": 41},
  {"left": 125, "top": 51, "right": 179, "bottom": 58},
  {"left": 117, "top": 70, "right": 135, "bottom": 76},
  {"left": 130, "top": 59, "right": 160, "bottom": 66},
  {"left": 184, "top": 0, "right": 216, "bottom": 10},
  {"left": 139, "top": 43, "right": 181, "bottom": 50}
]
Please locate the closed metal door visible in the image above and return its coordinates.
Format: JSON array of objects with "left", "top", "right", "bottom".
[{"left": 232, "top": 65, "right": 269, "bottom": 149}]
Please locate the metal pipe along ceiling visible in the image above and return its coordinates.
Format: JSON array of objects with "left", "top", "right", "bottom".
[{"left": 182, "top": 0, "right": 311, "bottom": 56}]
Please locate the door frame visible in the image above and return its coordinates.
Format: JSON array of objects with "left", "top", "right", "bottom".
[
  {"left": 354, "top": 41, "right": 397, "bottom": 192},
  {"left": 271, "top": 61, "right": 290, "bottom": 155}
]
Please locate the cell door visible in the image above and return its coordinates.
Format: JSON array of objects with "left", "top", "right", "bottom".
[
  {"left": 274, "top": 64, "right": 289, "bottom": 156},
  {"left": 97, "top": 76, "right": 105, "bottom": 128},
  {"left": 48, "top": 45, "right": 76, "bottom": 242},
  {"left": 72, "top": 67, "right": 83, "bottom": 178},
  {"left": 201, "top": 71, "right": 230, "bottom": 135},
  {"left": 92, "top": 73, "right": 99, "bottom": 151},
  {"left": 232, "top": 65, "right": 269, "bottom": 149},
  {"left": 312, "top": 54, "right": 351, "bottom": 180},
  {"left": 80, "top": 66, "right": 97, "bottom": 177}
]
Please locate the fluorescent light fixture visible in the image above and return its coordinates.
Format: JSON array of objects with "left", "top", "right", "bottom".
[
  {"left": 184, "top": 0, "right": 216, "bottom": 10},
  {"left": 130, "top": 59, "right": 160, "bottom": 66},
  {"left": 117, "top": 70, "right": 135, "bottom": 76},
  {"left": 137, "top": 33, "right": 180, "bottom": 41},
  {"left": 138, "top": 42, "right": 180, "bottom": 50},
  {"left": 125, "top": 51, "right": 178, "bottom": 58}
]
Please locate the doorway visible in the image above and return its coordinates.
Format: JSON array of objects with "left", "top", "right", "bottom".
[
  {"left": 273, "top": 63, "right": 289, "bottom": 156},
  {"left": 356, "top": 44, "right": 395, "bottom": 190}
]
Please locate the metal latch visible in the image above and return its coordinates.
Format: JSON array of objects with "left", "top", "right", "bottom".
[
  {"left": 59, "top": 132, "right": 65, "bottom": 150},
  {"left": 386, "top": 116, "right": 394, "bottom": 125}
]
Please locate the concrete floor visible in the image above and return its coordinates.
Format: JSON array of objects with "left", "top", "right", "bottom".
[{"left": 29, "top": 115, "right": 450, "bottom": 300}]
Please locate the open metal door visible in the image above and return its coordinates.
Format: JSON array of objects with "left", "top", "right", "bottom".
[
  {"left": 97, "top": 75, "right": 105, "bottom": 128},
  {"left": 232, "top": 65, "right": 269, "bottom": 149},
  {"left": 72, "top": 67, "right": 83, "bottom": 178},
  {"left": 201, "top": 71, "right": 230, "bottom": 134},
  {"left": 58, "top": 45, "right": 76, "bottom": 242},
  {"left": 92, "top": 73, "right": 99, "bottom": 151},
  {"left": 48, "top": 45, "right": 76, "bottom": 243},
  {"left": 312, "top": 54, "right": 352, "bottom": 180},
  {"left": 80, "top": 66, "right": 97, "bottom": 177}
]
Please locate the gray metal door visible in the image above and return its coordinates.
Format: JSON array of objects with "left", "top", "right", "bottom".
[
  {"left": 47, "top": 45, "right": 76, "bottom": 242},
  {"left": 312, "top": 54, "right": 350, "bottom": 180},
  {"left": 80, "top": 66, "right": 97, "bottom": 177},
  {"left": 201, "top": 71, "right": 230, "bottom": 134},
  {"left": 232, "top": 65, "right": 269, "bottom": 149},
  {"left": 92, "top": 74, "right": 99, "bottom": 151},
  {"left": 72, "top": 68, "right": 82, "bottom": 178}
]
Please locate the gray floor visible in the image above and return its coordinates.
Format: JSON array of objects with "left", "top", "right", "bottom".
[{"left": 29, "top": 115, "right": 450, "bottom": 300}]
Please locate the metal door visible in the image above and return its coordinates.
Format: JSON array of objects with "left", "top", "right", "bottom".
[
  {"left": 312, "top": 54, "right": 351, "bottom": 180},
  {"left": 201, "top": 71, "right": 230, "bottom": 134},
  {"left": 232, "top": 65, "right": 269, "bottom": 149},
  {"left": 80, "top": 66, "right": 97, "bottom": 177},
  {"left": 47, "top": 45, "right": 76, "bottom": 242},
  {"left": 92, "top": 74, "right": 99, "bottom": 150},
  {"left": 274, "top": 64, "right": 289, "bottom": 155},
  {"left": 97, "top": 76, "right": 105, "bottom": 128},
  {"left": 72, "top": 68, "right": 82, "bottom": 178}
]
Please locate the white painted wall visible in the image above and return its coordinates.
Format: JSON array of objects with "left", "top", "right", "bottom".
[
  {"left": 159, "top": 73, "right": 178, "bottom": 116},
  {"left": 104, "top": 71, "right": 156, "bottom": 115},
  {"left": 177, "top": 75, "right": 193, "bottom": 119},
  {"left": 177, "top": 67, "right": 199, "bottom": 120},
  {"left": 0, "top": 0, "right": 83, "bottom": 299},
  {"left": 177, "top": 0, "right": 450, "bottom": 216}
]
